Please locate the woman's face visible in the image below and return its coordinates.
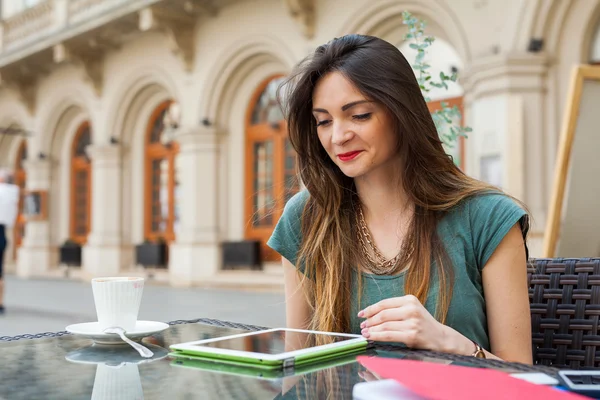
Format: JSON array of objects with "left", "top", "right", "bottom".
[{"left": 312, "top": 71, "right": 400, "bottom": 180}]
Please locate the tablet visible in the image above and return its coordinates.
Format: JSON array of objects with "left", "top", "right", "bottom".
[
  {"left": 170, "top": 350, "right": 363, "bottom": 380},
  {"left": 169, "top": 328, "right": 368, "bottom": 370}
]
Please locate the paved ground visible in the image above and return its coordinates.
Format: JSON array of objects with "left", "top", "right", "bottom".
[{"left": 0, "top": 275, "right": 286, "bottom": 337}]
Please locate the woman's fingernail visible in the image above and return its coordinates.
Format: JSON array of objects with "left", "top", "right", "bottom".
[
  {"left": 357, "top": 310, "right": 364, "bottom": 318},
  {"left": 360, "top": 321, "right": 366, "bottom": 329},
  {"left": 361, "top": 329, "right": 370, "bottom": 338}
]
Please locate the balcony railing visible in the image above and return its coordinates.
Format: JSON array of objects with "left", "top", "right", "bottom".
[
  {"left": 1, "top": 1, "right": 56, "bottom": 52},
  {"left": 0, "top": 0, "right": 156, "bottom": 57},
  {"left": 68, "top": 0, "right": 130, "bottom": 25}
]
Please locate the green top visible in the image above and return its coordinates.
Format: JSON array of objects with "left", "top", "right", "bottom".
[{"left": 267, "top": 190, "right": 528, "bottom": 351}]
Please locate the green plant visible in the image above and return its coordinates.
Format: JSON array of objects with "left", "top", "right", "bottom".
[{"left": 402, "top": 11, "right": 472, "bottom": 149}]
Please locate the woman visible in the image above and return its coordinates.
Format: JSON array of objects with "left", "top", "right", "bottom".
[{"left": 268, "top": 34, "right": 532, "bottom": 363}]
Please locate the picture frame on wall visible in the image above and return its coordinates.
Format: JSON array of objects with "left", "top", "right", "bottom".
[{"left": 22, "top": 190, "right": 48, "bottom": 221}]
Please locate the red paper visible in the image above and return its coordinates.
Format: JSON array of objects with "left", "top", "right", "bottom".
[{"left": 358, "top": 356, "right": 587, "bottom": 400}]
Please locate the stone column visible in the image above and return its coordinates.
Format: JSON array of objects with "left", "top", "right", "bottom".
[
  {"left": 463, "top": 52, "right": 549, "bottom": 255},
  {"left": 82, "top": 144, "right": 123, "bottom": 278},
  {"left": 0, "top": 22, "right": 4, "bottom": 53},
  {"left": 17, "top": 159, "right": 54, "bottom": 277},
  {"left": 53, "top": 0, "right": 69, "bottom": 29},
  {"left": 168, "top": 126, "right": 221, "bottom": 287}
]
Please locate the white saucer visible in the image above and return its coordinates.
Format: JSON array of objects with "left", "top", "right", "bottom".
[
  {"left": 65, "top": 343, "right": 169, "bottom": 366},
  {"left": 66, "top": 321, "right": 169, "bottom": 345}
]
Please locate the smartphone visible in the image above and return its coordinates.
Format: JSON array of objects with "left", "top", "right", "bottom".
[{"left": 557, "top": 370, "right": 600, "bottom": 397}]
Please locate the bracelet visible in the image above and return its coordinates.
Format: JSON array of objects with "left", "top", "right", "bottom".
[{"left": 471, "top": 341, "right": 486, "bottom": 358}]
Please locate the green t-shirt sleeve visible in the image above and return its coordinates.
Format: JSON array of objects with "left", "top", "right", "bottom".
[
  {"left": 266, "top": 190, "right": 309, "bottom": 268},
  {"left": 468, "top": 193, "right": 528, "bottom": 269}
]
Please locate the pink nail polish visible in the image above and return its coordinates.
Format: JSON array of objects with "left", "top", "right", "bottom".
[
  {"left": 357, "top": 311, "right": 364, "bottom": 318},
  {"left": 360, "top": 322, "right": 365, "bottom": 329}
]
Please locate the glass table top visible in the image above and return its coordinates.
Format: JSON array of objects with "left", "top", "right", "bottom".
[{"left": 0, "top": 321, "right": 556, "bottom": 400}]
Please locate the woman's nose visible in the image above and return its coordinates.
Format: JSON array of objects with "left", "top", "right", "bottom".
[{"left": 331, "top": 122, "right": 353, "bottom": 145}]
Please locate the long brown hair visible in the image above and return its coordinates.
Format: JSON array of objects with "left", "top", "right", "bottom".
[{"left": 280, "top": 34, "right": 528, "bottom": 335}]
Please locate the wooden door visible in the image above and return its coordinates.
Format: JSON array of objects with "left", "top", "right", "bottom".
[
  {"left": 12, "top": 141, "right": 26, "bottom": 259},
  {"left": 244, "top": 76, "right": 300, "bottom": 261},
  {"left": 70, "top": 122, "right": 92, "bottom": 244},
  {"left": 144, "top": 101, "right": 179, "bottom": 246}
]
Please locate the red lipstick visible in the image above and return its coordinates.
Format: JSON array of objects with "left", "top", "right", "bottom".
[{"left": 338, "top": 151, "right": 363, "bottom": 161}]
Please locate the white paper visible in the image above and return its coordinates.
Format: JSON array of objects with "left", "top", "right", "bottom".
[{"left": 353, "top": 379, "right": 427, "bottom": 400}]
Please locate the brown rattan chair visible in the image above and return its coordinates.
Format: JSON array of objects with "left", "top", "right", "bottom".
[{"left": 528, "top": 258, "right": 600, "bottom": 369}]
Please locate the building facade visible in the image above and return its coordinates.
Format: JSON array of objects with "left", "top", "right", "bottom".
[{"left": 0, "top": 0, "right": 599, "bottom": 286}]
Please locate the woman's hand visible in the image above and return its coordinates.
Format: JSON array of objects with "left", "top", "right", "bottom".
[{"left": 358, "top": 295, "right": 473, "bottom": 355}]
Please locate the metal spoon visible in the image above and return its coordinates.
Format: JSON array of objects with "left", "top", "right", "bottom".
[{"left": 103, "top": 326, "right": 154, "bottom": 358}]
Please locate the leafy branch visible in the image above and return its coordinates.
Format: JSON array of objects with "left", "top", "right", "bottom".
[{"left": 402, "top": 11, "right": 472, "bottom": 148}]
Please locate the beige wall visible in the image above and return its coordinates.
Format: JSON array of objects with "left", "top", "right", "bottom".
[{"left": 0, "top": 0, "right": 600, "bottom": 281}]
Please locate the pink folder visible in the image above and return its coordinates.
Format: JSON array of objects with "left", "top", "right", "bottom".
[{"left": 358, "top": 356, "right": 587, "bottom": 400}]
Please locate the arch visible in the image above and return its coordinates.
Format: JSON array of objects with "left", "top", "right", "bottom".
[
  {"left": 198, "top": 37, "right": 295, "bottom": 241},
  {"left": 38, "top": 98, "right": 91, "bottom": 157},
  {"left": 199, "top": 36, "right": 296, "bottom": 127},
  {"left": 44, "top": 104, "right": 90, "bottom": 245},
  {"left": 339, "top": 0, "right": 471, "bottom": 63},
  {"left": 509, "top": 0, "right": 551, "bottom": 52},
  {"left": 0, "top": 125, "right": 25, "bottom": 170},
  {"left": 516, "top": 0, "right": 600, "bottom": 63},
  {"left": 105, "top": 66, "right": 179, "bottom": 143},
  {"left": 70, "top": 121, "right": 92, "bottom": 244},
  {"left": 0, "top": 95, "right": 31, "bottom": 134},
  {"left": 0, "top": 95, "right": 31, "bottom": 168},
  {"left": 108, "top": 73, "right": 175, "bottom": 247},
  {"left": 7, "top": 133, "right": 26, "bottom": 167},
  {"left": 36, "top": 68, "right": 96, "bottom": 155}
]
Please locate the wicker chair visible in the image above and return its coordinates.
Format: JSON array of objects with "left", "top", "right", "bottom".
[{"left": 528, "top": 258, "right": 600, "bottom": 369}]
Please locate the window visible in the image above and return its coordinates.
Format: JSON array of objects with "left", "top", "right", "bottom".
[
  {"left": 70, "top": 122, "right": 92, "bottom": 244},
  {"left": 13, "top": 140, "right": 27, "bottom": 259},
  {"left": 245, "top": 76, "right": 299, "bottom": 261},
  {"left": 144, "top": 101, "right": 179, "bottom": 245}
]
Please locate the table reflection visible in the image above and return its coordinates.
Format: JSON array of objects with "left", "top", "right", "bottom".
[
  {"left": 66, "top": 343, "right": 167, "bottom": 400},
  {"left": 0, "top": 322, "right": 548, "bottom": 400}
]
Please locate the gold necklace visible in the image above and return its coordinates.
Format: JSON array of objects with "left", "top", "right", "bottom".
[{"left": 357, "top": 205, "right": 412, "bottom": 275}]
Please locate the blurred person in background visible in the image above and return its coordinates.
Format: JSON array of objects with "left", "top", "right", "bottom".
[{"left": 0, "top": 168, "right": 19, "bottom": 314}]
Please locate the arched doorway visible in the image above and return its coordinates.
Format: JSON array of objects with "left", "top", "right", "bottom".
[
  {"left": 144, "top": 101, "right": 179, "bottom": 248},
  {"left": 244, "top": 76, "right": 299, "bottom": 261},
  {"left": 12, "top": 140, "right": 26, "bottom": 259},
  {"left": 70, "top": 122, "right": 92, "bottom": 244}
]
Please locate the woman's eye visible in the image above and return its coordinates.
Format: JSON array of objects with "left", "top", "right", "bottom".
[
  {"left": 316, "top": 120, "right": 331, "bottom": 127},
  {"left": 353, "top": 113, "right": 372, "bottom": 121}
]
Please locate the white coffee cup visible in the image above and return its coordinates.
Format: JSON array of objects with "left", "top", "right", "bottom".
[
  {"left": 91, "top": 363, "right": 144, "bottom": 400},
  {"left": 92, "top": 277, "right": 144, "bottom": 332}
]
